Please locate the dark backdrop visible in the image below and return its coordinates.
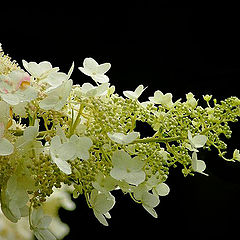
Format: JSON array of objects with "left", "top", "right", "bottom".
[{"left": 1, "top": 3, "right": 240, "bottom": 239}]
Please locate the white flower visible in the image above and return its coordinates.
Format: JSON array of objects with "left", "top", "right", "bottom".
[
  {"left": 149, "top": 90, "right": 173, "bottom": 108},
  {"left": 92, "top": 172, "right": 118, "bottom": 194},
  {"left": 133, "top": 184, "right": 160, "bottom": 218},
  {"left": 79, "top": 57, "right": 111, "bottom": 83},
  {"left": 22, "top": 60, "right": 59, "bottom": 80},
  {"left": 110, "top": 150, "right": 146, "bottom": 186},
  {"left": 123, "top": 85, "right": 147, "bottom": 100},
  {"left": 39, "top": 80, "right": 72, "bottom": 111},
  {"left": 69, "top": 135, "right": 93, "bottom": 160},
  {"left": 0, "top": 43, "right": 2, "bottom": 51},
  {"left": 146, "top": 174, "right": 170, "bottom": 197},
  {"left": 50, "top": 129, "right": 92, "bottom": 174},
  {"left": 90, "top": 189, "right": 115, "bottom": 226},
  {"left": 187, "top": 130, "right": 207, "bottom": 152},
  {"left": 50, "top": 135, "right": 76, "bottom": 175},
  {"left": 31, "top": 207, "right": 56, "bottom": 240},
  {"left": 233, "top": 149, "right": 240, "bottom": 162},
  {"left": 107, "top": 131, "right": 140, "bottom": 145},
  {"left": 186, "top": 92, "right": 198, "bottom": 108},
  {"left": 191, "top": 152, "right": 208, "bottom": 176},
  {"left": 0, "top": 175, "right": 29, "bottom": 223},
  {"left": 43, "top": 62, "right": 74, "bottom": 91},
  {"left": 0, "top": 122, "right": 14, "bottom": 156},
  {"left": 0, "top": 70, "right": 38, "bottom": 105},
  {"left": 80, "top": 82, "right": 110, "bottom": 97},
  {"left": 15, "top": 120, "right": 42, "bottom": 153}
]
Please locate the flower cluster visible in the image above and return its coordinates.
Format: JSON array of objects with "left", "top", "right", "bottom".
[{"left": 1, "top": 43, "right": 240, "bottom": 239}]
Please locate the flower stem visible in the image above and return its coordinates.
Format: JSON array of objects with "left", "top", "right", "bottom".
[{"left": 131, "top": 136, "right": 184, "bottom": 144}]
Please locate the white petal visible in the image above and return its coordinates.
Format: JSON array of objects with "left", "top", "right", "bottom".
[
  {"left": 1, "top": 93, "right": 20, "bottom": 105},
  {"left": 83, "top": 58, "right": 98, "bottom": 71},
  {"left": 143, "top": 204, "right": 158, "bottom": 218},
  {"left": 0, "top": 138, "right": 14, "bottom": 155},
  {"left": 39, "top": 95, "right": 59, "bottom": 110},
  {"left": 125, "top": 171, "right": 145, "bottom": 186},
  {"left": 92, "top": 74, "right": 109, "bottom": 83},
  {"left": 58, "top": 142, "right": 76, "bottom": 160},
  {"left": 23, "top": 123, "right": 39, "bottom": 141},
  {"left": 196, "top": 160, "right": 207, "bottom": 173},
  {"left": 97, "top": 63, "right": 111, "bottom": 74},
  {"left": 94, "top": 211, "right": 109, "bottom": 226},
  {"left": 192, "top": 135, "right": 207, "bottom": 148},
  {"left": 135, "top": 85, "right": 146, "bottom": 96},
  {"left": 54, "top": 158, "right": 72, "bottom": 175},
  {"left": 155, "top": 183, "right": 170, "bottom": 196},
  {"left": 0, "top": 122, "right": 4, "bottom": 138},
  {"left": 78, "top": 67, "right": 92, "bottom": 76},
  {"left": 72, "top": 136, "right": 92, "bottom": 160},
  {"left": 123, "top": 90, "right": 138, "bottom": 100}
]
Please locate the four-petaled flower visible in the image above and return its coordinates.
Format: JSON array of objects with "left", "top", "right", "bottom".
[
  {"left": 187, "top": 130, "right": 207, "bottom": 152},
  {"left": 0, "top": 175, "right": 29, "bottom": 223},
  {"left": 110, "top": 150, "right": 146, "bottom": 186},
  {"left": 79, "top": 57, "right": 111, "bottom": 83},
  {"left": 123, "top": 85, "right": 147, "bottom": 100},
  {"left": 22, "top": 60, "right": 59, "bottom": 80},
  {"left": 0, "top": 69, "right": 37, "bottom": 105},
  {"left": 50, "top": 135, "right": 76, "bottom": 175},
  {"left": 30, "top": 207, "right": 56, "bottom": 240},
  {"left": 39, "top": 79, "right": 73, "bottom": 111},
  {"left": 133, "top": 184, "right": 160, "bottom": 218},
  {"left": 149, "top": 90, "right": 173, "bottom": 108},
  {"left": 191, "top": 152, "right": 208, "bottom": 176},
  {"left": 90, "top": 189, "right": 115, "bottom": 226},
  {"left": 107, "top": 131, "right": 140, "bottom": 145}
]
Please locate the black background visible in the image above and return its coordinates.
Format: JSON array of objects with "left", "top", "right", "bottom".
[{"left": 2, "top": 3, "right": 240, "bottom": 239}]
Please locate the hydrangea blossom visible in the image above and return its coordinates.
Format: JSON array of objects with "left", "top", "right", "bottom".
[
  {"left": 187, "top": 130, "right": 208, "bottom": 152},
  {"left": 233, "top": 149, "right": 240, "bottom": 162},
  {"left": 39, "top": 79, "right": 73, "bottom": 111},
  {"left": 80, "top": 82, "right": 110, "bottom": 97},
  {"left": 107, "top": 131, "right": 140, "bottom": 144},
  {"left": 146, "top": 173, "right": 170, "bottom": 197},
  {"left": 0, "top": 70, "right": 37, "bottom": 105},
  {"left": 79, "top": 57, "right": 111, "bottom": 83},
  {"left": 0, "top": 175, "right": 29, "bottom": 223},
  {"left": 43, "top": 62, "right": 74, "bottom": 91},
  {"left": 191, "top": 152, "right": 208, "bottom": 176},
  {"left": 110, "top": 150, "right": 146, "bottom": 186},
  {"left": 123, "top": 85, "right": 147, "bottom": 100},
  {"left": 186, "top": 92, "right": 198, "bottom": 108},
  {"left": 133, "top": 184, "right": 160, "bottom": 218},
  {"left": 22, "top": 60, "right": 59, "bottom": 80},
  {"left": 15, "top": 120, "right": 42, "bottom": 153},
  {"left": 89, "top": 189, "right": 115, "bottom": 226},
  {"left": 30, "top": 207, "right": 56, "bottom": 240},
  {"left": 149, "top": 90, "right": 173, "bottom": 108},
  {"left": 50, "top": 135, "right": 76, "bottom": 175},
  {"left": 69, "top": 135, "right": 93, "bottom": 160}
]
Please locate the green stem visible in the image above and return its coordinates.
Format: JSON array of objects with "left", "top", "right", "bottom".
[
  {"left": 69, "top": 104, "right": 85, "bottom": 136},
  {"left": 131, "top": 136, "right": 183, "bottom": 144}
]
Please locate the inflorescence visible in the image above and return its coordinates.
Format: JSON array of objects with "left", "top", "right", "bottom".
[{"left": 1, "top": 43, "right": 240, "bottom": 239}]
